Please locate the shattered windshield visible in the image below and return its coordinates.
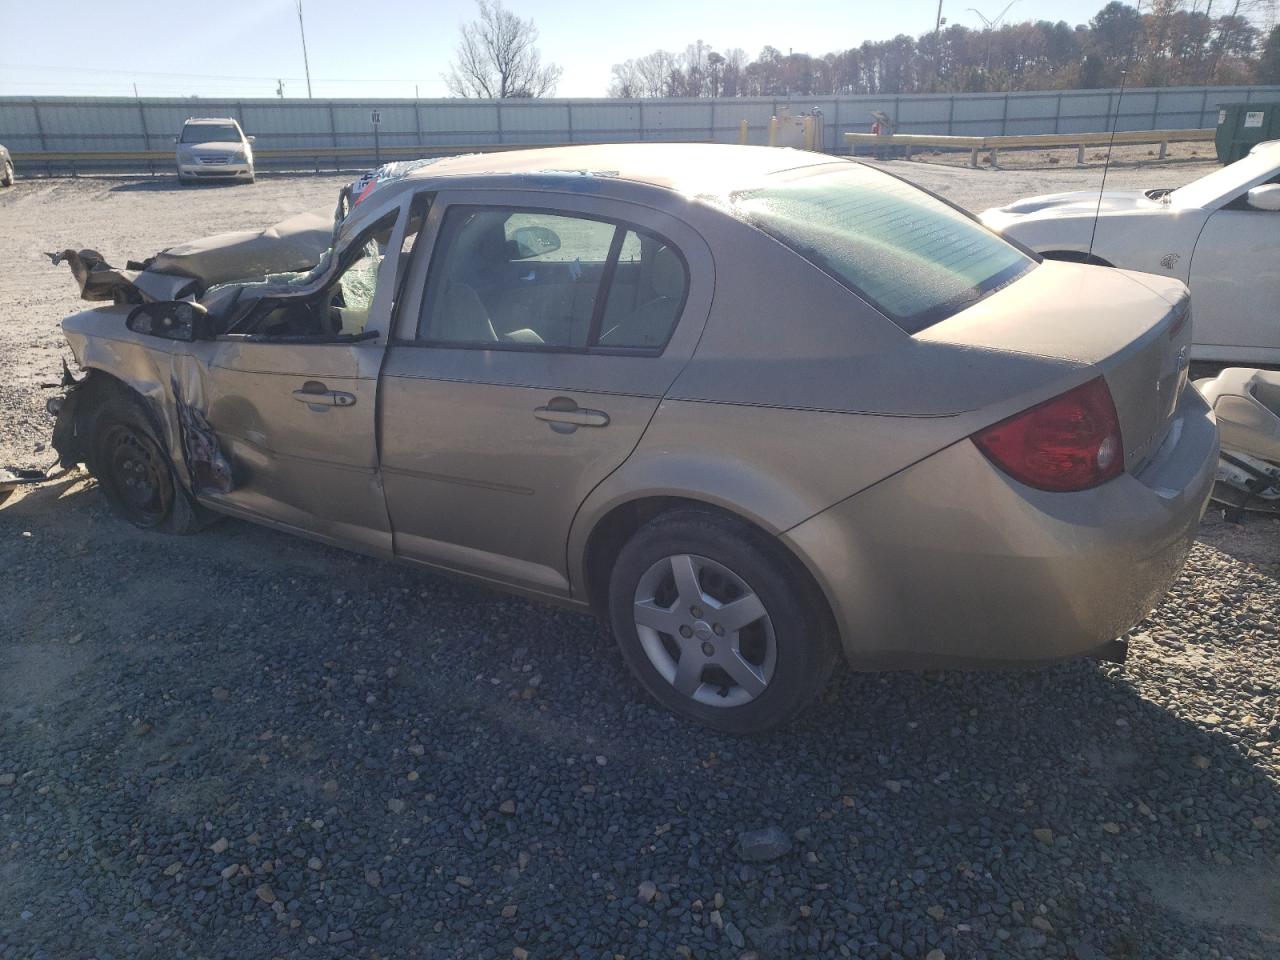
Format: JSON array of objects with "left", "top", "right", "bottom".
[{"left": 181, "top": 123, "right": 241, "bottom": 144}]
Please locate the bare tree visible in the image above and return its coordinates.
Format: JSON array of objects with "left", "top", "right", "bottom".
[
  {"left": 445, "top": 0, "right": 562, "bottom": 98},
  {"left": 607, "top": 2, "right": 1272, "bottom": 97},
  {"left": 609, "top": 50, "right": 678, "bottom": 97}
]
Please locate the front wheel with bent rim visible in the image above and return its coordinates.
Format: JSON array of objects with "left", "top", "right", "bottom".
[
  {"left": 86, "top": 388, "right": 203, "bottom": 534},
  {"left": 608, "top": 509, "right": 838, "bottom": 733}
]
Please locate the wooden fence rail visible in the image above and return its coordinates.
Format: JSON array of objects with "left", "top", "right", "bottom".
[{"left": 844, "top": 128, "right": 1217, "bottom": 166}]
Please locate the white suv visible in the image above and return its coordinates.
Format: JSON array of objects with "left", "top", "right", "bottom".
[{"left": 175, "top": 118, "right": 255, "bottom": 185}]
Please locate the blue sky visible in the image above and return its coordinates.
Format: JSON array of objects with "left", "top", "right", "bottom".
[{"left": 1, "top": 0, "right": 1127, "bottom": 99}]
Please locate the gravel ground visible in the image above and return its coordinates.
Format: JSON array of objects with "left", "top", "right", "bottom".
[{"left": 2, "top": 163, "right": 1279, "bottom": 960}]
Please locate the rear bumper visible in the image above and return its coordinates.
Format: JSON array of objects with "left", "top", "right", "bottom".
[{"left": 784, "top": 384, "right": 1219, "bottom": 668}]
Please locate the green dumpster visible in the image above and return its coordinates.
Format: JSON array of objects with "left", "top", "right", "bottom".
[{"left": 1215, "top": 102, "right": 1280, "bottom": 164}]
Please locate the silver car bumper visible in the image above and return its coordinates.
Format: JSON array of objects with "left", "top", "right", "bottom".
[
  {"left": 784, "top": 384, "right": 1219, "bottom": 668},
  {"left": 177, "top": 161, "right": 254, "bottom": 179}
]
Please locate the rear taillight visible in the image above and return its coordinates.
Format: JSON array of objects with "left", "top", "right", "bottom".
[{"left": 972, "top": 377, "right": 1124, "bottom": 492}]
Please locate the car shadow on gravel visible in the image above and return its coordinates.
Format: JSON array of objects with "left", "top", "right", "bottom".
[
  {"left": 107, "top": 177, "right": 253, "bottom": 194},
  {"left": 2, "top": 478, "right": 1279, "bottom": 959},
  {"left": 107, "top": 171, "right": 344, "bottom": 195}
]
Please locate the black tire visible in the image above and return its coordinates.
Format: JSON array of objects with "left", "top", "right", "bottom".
[
  {"left": 1, "top": 161, "right": 13, "bottom": 187},
  {"left": 84, "top": 387, "right": 204, "bottom": 535},
  {"left": 607, "top": 508, "right": 839, "bottom": 734}
]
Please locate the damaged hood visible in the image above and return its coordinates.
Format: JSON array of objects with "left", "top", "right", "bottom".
[
  {"left": 147, "top": 211, "right": 330, "bottom": 286},
  {"left": 51, "top": 210, "right": 334, "bottom": 305}
]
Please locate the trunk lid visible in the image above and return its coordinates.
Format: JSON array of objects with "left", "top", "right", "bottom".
[{"left": 919, "top": 260, "right": 1192, "bottom": 473}]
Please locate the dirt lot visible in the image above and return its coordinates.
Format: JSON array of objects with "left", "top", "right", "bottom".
[{"left": 2, "top": 161, "right": 1279, "bottom": 960}]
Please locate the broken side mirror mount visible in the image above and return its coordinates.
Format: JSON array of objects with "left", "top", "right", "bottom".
[
  {"left": 1246, "top": 184, "right": 1280, "bottom": 212},
  {"left": 509, "top": 225, "right": 561, "bottom": 260},
  {"left": 126, "top": 300, "right": 214, "bottom": 342}
]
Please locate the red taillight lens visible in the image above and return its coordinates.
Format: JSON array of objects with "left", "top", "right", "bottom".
[{"left": 972, "top": 377, "right": 1124, "bottom": 492}]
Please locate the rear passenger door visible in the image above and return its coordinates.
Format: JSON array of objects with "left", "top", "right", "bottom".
[{"left": 379, "top": 190, "right": 713, "bottom": 597}]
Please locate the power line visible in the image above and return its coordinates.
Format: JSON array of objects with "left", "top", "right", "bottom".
[{"left": 0, "top": 62, "right": 434, "bottom": 84}]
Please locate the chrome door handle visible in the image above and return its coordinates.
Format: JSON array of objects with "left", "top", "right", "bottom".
[
  {"left": 292, "top": 384, "right": 357, "bottom": 407},
  {"left": 534, "top": 399, "right": 610, "bottom": 431}
]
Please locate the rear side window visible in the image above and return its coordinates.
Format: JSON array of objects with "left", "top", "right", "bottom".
[{"left": 731, "top": 166, "right": 1033, "bottom": 333}]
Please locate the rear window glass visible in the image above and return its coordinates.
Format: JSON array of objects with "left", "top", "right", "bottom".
[{"left": 730, "top": 166, "right": 1033, "bottom": 333}]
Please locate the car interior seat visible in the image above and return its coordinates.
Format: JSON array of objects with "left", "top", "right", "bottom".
[
  {"left": 434, "top": 282, "right": 499, "bottom": 342},
  {"left": 1196, "top": 367, "right": 1280, "bottom": 462},
  {"left": 599, "top": 245, "right": 683, "bottom": 348}
]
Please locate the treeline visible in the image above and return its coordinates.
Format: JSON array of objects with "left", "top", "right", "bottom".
[{"left": 608, "top": 1, "right": 1280, "bottom": 98}]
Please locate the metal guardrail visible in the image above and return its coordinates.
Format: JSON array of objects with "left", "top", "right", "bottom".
[
  {"left": 12, "top": 128, "right": 1219, "bottom": 177},
  {"left": 844, "top": 128, "right": 1217, "bottom": 166},
  {"left": 9, "top": 142, "right": 579, "bottom": 177}
]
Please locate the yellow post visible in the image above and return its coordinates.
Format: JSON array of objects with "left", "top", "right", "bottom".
[
  {"left": 802, "top": 115, "right": 815, "bottom": 151},
  {"left": 767, "top": 116, "right": 778, "bottom": 147},
  {"left": 739, "top": 119, "right": 749, "bottom": 145}
]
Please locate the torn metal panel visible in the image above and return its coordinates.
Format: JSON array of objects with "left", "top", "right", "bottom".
[
  {"left": 169, "top": 359, "right": 233, "bottom": 495},
  {"left": 0, "top": 465, "right": 66, "bottom": 506},
  {"left": 345, "top": 158, "right": 446, "bottom": 211},
  {"left": 48, "top": 249, "right": 146, "bottom": 304},
  {"left": 51, "top": 212, "right": 335, "bottom": 307}
]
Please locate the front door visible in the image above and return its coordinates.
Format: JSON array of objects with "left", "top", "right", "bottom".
[
  {"left": 379, "top": 191, "right": 713, "bottom": 597},
  {"left": 177, "top": 203, "right": 417, "bottom": 554},
  {"left": 1189, "top": 183, "right": 1280, "bottom": 359},
  {"left": 185, "top": 339, "right": 387, "bottom": 551}
]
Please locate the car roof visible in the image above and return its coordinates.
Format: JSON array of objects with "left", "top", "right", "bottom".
[
  {"left": 183, "top": 117, "right": 240, "bottom": 125},
  {"left": 401, "top": 142, "right": 842, "bottom": 192}
]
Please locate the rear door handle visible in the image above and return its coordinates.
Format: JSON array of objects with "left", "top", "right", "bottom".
[
  {"left": 292, "top": 382, "right": 357, "bottom": 408},
  {"left": 534, "top": 398, "right": 609, "bottom": 431}
]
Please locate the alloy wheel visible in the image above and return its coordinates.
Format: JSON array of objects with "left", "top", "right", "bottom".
[{"left": 632, "top": 553, "right": 776, "bottom": 707}]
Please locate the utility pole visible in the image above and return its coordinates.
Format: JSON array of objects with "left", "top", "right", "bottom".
[
  {"left": 295, "top": 0, "right": 313, "bottom": 98},
  {"left": 277, "top": 79, "right": 285, "bottom": 99},
  {"left": 933, "top": 0, "right": 946, "bottom": 91}
]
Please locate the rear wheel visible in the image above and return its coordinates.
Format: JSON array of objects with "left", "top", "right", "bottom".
[
  {"left": 607, "top": 509, "right": 838, "bottom": 734},
  {"left": 86, "top": 389, "right": 202, "bottom": 534},
  {"left": 1, "top": 160, "right": 13, "bottom": 187}
]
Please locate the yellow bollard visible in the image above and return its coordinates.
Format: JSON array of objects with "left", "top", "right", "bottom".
[
  {"left": 767, "top": 116, "right": 778, "bottom": 147},
  {"left": 802, "top": 116, "right": 815, "bottom": 151},
  {"left": 739, "top": 119, "right": 749, "bottom": 145}
]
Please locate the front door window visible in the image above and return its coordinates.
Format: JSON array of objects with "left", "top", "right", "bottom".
[{"left": 417, "top": 206, "right": 687, "bottom": 353}]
